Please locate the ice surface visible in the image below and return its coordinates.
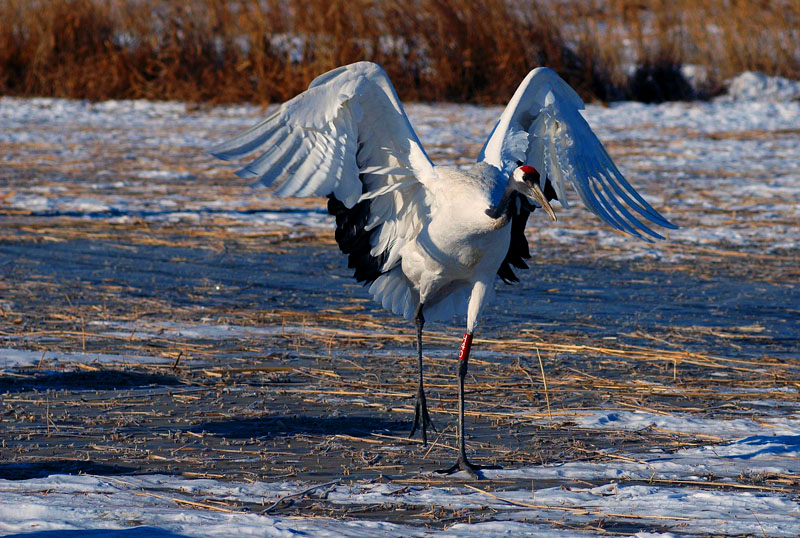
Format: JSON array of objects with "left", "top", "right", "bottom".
[
  {"left": 0, "top": 348, "right": 169, "bottom": 370},
  {"left": 90, "top": 320, "right": 324, "bottom": 340}
]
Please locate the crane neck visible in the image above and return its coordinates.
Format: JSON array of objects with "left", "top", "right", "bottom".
[
  {"left": 466, "top": 162, "right": 515, "bottom": 224},
  {"left": 484, "top": 179, "right": 516, "bottom": 223}
]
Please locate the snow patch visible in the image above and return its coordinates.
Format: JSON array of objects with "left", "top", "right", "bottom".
[
  {"left": 1, "top": 469, "right": 799, "bottom": 537},
  {"left": 574, "top": 409, "right": 800, "bottom": 438},
  {"left": 723, "top": 71, "right": 800, "bottom": 102}
]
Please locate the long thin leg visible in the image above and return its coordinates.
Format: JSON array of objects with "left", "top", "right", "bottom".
[
  {"left": 437, "top": 332, "right": 499, "bottom": 478},
  {"left": 456, "top": 342, "right": 469, "bottom": 463},
  {"left": 409, "top": 303, "right": 436, "bottom": 445}
]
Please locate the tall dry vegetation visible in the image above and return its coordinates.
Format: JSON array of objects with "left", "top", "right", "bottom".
[{"left": 0, "top": 0, "right": 798, "bottom": 104}]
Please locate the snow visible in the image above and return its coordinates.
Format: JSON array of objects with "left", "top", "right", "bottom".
[
  {"left": 2, "top": 429, "right": 800, "bottom": 537},
  {"left": 2, "top": 71, "right": 800, "bottom": 536},
  {"left": 0, "top": 475, "right": 417, "bottom": 537},
  {"left": 573, "top": 409, "right": 800, "bottom": 439},
  {"left": 723, "top": 71, "right": 800, "bottom": 102}
]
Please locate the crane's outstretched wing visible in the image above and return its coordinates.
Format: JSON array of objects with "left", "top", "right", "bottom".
[
  {"left": 210, "top": 62, "right": 436, "bottom": 316},
  {"left": 479, "top": 67, "right": 677, "bottom": 240}
]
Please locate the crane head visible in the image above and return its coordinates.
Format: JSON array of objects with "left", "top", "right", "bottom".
[{"left": 512, "top": 165, "right": 556, "bottom": 221}]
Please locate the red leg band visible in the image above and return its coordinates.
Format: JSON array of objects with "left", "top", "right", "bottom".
[{"left": 458, "top": 332, "right": 473, "bottom": 362}]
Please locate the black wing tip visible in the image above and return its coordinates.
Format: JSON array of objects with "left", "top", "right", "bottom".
[
  {"left": 497, "top": 192, "right": 533, "bottom": 285},
  {"left": 328, "top": 194, "right": 388, "bottom": 285},
  {"left": 497, "top": 265, "right": 521, "bottom": 284}
]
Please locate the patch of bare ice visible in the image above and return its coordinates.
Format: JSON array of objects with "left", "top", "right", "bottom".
[
  {"left": 90, "top": 320, "right": 326, "bottom": 340},
  {"left": 0, "top": 348, "right": 169, "bottom": 370}
]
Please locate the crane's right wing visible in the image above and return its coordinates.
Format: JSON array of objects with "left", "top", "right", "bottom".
[
  {"left": 479, "top": 67, "right": 676, "bottom": 240},
  {"left": 210, "top": 62, "right": 437, "bottom": 305}
]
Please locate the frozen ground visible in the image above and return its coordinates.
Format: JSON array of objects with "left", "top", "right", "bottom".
[{"left": 1, "top": 72, "right": 799, "bottom": 536}]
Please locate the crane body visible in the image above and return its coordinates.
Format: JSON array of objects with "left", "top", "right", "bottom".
[{"left": 210, "top": 61, "right": 676, "bottom": 477}]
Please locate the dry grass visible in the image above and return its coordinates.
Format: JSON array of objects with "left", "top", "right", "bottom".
[{"left": 0, "top": 0, "right": 797, "bottom": 104}]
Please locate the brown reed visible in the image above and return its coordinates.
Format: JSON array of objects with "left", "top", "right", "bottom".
[{"left": 0, "top": 0, "right": 797, "bottom": 103}]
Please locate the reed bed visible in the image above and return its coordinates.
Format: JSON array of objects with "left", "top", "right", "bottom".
[{"left": 0, "top": 0, "right": 798, "bottom": 104}]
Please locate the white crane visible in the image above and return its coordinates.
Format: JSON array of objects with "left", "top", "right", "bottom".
[{"left": 210, "top": 61, "right": 676, "bottom": 477}]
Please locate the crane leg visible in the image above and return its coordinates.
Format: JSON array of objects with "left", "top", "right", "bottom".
[
  {"left": 409, "top": 304, "right": 436, "bottom": 445},
  {"left": 437, "top": 332, "right": 500, "bottom": 478}
]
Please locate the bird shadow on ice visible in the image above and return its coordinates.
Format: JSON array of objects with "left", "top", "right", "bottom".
[
  {"left": 2, "top": 528, "right": 190, "bottom": 538},
  {"left": 0, "top": 460, "right": 137, "bottom": 481},
  {"left": 0, "top": 369, "right": 182, "bottom": 394},
  {"left": 194, "top": 414, "right": 407, "bottom": 439}
]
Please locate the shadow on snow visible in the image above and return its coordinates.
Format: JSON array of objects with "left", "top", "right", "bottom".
[
  {"left": 724, "top": 435, "right": 800, "bottom": 459},
  {"left": 0, "top": 460, "right": 137, "bottom": 481},
  {"left": 0, "top": 369, "right": 182, "bottom": 394},
  {"left": 195, "top": 414, "right": 407, "bottom": 440}
]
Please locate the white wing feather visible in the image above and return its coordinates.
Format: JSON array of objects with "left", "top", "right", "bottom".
[
  {"left": 210, "top": 61, "right": 437, "bottom": 271},
  {"left": 479, "top": 67, "right": 676, "bottom": 240}
]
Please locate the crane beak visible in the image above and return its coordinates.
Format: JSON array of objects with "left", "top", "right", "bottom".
[{"left": 526, "top": 183, "right": 557, "bottom": 222}]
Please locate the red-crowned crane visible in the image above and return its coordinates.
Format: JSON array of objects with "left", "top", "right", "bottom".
[{"left": 210, "top": 62, "right": 676, "bottom": 477}]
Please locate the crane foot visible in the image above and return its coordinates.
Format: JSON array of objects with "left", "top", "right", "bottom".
[
  {"left": 409, "top": 385, "right": 437, "bottom": 445},
  {"left": 436, "top": 455, "right": 501, "bottom": 479}
]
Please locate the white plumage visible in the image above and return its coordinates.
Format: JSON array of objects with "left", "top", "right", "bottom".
[
  {"left": 480, "top": 67, "right": 675, "bottom": 239},
  {"left": 210, "top": 61, "right": 676, "bottom": 476}
]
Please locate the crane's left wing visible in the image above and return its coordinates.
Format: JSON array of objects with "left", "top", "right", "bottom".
[
  {"left": 209, "top": 62, "right": 435, "bottom": 207},
  {"left": 209, "top": 62, "right": 438, "bottom": 302},
  {"left": 479, "top": 67, "right": 676, "bottom": 240}
]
